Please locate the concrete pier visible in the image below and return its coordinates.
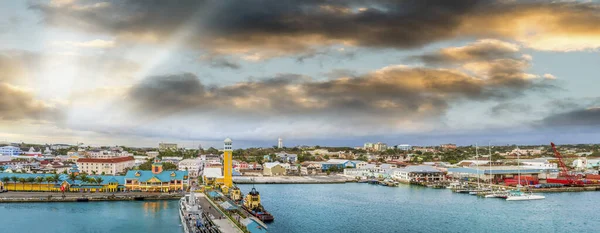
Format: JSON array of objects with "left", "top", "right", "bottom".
[
  {"left": 233, "top": 175, "right": 354, "bottom": 184},
  {"left": 0, "top": 191, "right": 182, "bottom": 203}
]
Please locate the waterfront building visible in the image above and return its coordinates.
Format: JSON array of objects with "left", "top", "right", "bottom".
[
  {"left": 392, "top": 165, "right": 445, "bottom": 183},
  {"left": 263, "top": 162, "right": 286, "bottom": 176},
  {"left": 158, "top": 143, "right": 178, "bottom": 151},
  {"left": 397, "top": 144, "right": 412, "bottom": 151},
  {"left": 321, "top": 159, "right": 361, "bottom": 171},
  {"left": 124, "top": 159, "right": 189, "bottom": 192},
  {"left": 202, "top": 167, "right": 224, "bottom": 186},
  {"left": 520, "top": 158, "right": 558, "bottom": 169},
  {"left": 447, "top": 166, "right": 560, "bottom": 181},
  {"left": 76, "top": 156, "right": 135, "bottom": 175},
  {"left": 0, "top": 146, "right": 21, "bottom": 156},
  {"left": 178, "top": 158, "right": 203, "bottom": 177}
]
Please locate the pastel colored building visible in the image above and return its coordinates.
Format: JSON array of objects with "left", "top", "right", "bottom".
[
  {"left": 77, "top": 156, "right": 135, "bottom": 175},
  {"left": 0, "top": 146, "right": 21, "bottom": 156},
  {"left": 124, "top": 159, "right": 189, "bottom": 192}
]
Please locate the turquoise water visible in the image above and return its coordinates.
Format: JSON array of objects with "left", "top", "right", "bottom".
[
  {"left": 239, "top": 183, "right": 600, "bottom": 233},
  {"left": 1, "top": 184, "right": 599, "bottom": 233},
  {"left": 0, "top": 200, "right": 183, "bottom": 233}
]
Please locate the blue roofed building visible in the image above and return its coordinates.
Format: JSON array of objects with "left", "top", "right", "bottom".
[
  {"left": 321, "top": 159, "right": 358, "bottom": 171},
  {"left": 124, "top": 159, "right": 189, "bottom": 192}
]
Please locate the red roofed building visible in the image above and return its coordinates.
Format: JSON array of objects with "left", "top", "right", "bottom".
[{"left": 76, "top": 156, "right": 135, "bottom": 175}]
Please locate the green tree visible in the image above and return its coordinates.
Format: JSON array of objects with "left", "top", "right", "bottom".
[
  {"left": 162, "top": 162, "right": 177, "bottom": 171},
  {"left": 10, "top": 176, "right": 18, "bottom": 188},
  {"left": 68, "top": 173, "right": 78, "bottom": 181},
  {"left": 79, "top": 174, "right": 88, "bottom": 183},
  {"left": 95, "top": 177, "right": 104, "bottom": 186},
  {"left": 1, "top": 177, "right": 9, "bottom": 189},
  {"left": 53, "top": 174, "right": 61, "bottom": 185},
  {"left": 138, "top": 160, "right": 153, "bottom": 170},
  {"left": 18, "top": 178, "right": 26, "bottom": 190}
]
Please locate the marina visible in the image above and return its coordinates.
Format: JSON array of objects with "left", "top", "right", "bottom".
[{"left": 0, "top": 183, "right": 599, "bottom": 232}]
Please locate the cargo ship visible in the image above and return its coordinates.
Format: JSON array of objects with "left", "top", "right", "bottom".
[{"left": 242, "top": 187, "right": 274, "bottom": 222}]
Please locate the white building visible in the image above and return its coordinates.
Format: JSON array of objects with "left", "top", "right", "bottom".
[
  {"left": 76, "top": 156, "right": 135, "bottom": 175},
  {"left": 278, "top": 138, "right": 283, "bottom": 149},
  {"left": 146, "top": 151, "right": 159, "bottom": 158},
  {"left": 392, "top": 165, "right": 445, "bottom": 183},
  {"left": 397, "top": 144, "right": 412, "bottom": 151},
  {"left": 179, "top": 158, "right": 203, "bottom": 177}
]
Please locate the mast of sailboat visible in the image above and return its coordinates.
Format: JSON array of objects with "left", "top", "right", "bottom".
[
  {"left": 476, "top": 143, "right": 480, "bottom": 188},
  {"left": 489, "top": 142, "right": 492, "bottom": 190},
  {"left": 517, "top": 146, "right": 521, "bottom": 188}
]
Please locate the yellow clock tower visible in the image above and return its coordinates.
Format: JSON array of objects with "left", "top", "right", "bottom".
[{"left": 223, "top": 138, "right": 233, "bottom": 192}]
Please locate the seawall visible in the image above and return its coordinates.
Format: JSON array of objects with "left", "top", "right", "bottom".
[
  {"left": 233, "top": 175, "right": 355, "bottom": 184},
  {"left": 0, "top": 192, "right": 183, "bottom": 203}
]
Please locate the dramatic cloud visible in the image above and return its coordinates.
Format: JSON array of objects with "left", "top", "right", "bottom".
[
  {"left": 411, "top": 39, "right": 520, "bottom": 66},
  {"left": 411, "top": 40, "right": 554, "bottom": 97},
  {"left": 127, "top": 61, "right": 550, "bottom": 124},
  {"left": 541, "top": 107, "right": 600, "bottom": 127},
  {"left": 30, "top": 0, "right": 600, "bottom": 60},
  {"left": 0, "top": 83, "right": 63, "bottom": 121}
]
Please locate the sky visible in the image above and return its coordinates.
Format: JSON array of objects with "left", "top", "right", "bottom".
[{"left": 1, "top": 0, "right": 600, "bottom": 148}]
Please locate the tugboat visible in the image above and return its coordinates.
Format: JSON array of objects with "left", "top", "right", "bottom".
[{"left": 243, "top": 187, "right": 274, "bottom": 222}]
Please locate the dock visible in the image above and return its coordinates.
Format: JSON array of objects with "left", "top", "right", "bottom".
[{"left": 0, "top": 191, "right": 183, "bottom": 203}]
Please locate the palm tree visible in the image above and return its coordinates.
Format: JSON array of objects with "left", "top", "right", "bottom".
[
  {"left": 35, "top": 177, "right": 43, "bottom": 191},
  {"left": 95, "top": 177, "right": 104, "bottom": 192},
  {"left": 45, "top": 176, "right": 54, "bottom": 191},
  {"left": 68, "top": 173, "right": 77, "bottom": 182},
  {"left": 26, "top": 177, "right": 35, "bottom": 191},
  {"left": 79, "top": 174, "right": 88, "bottom": 183},
  {"left": 91, "top": 170, "right": 97, "bottom": 175},
  {"left": 18, "top": 178, "right": 26, "bottom": 191},
  {"left": 10, "top": 176, "right": 18, "bottom": 189},
  {"left": 53, "top": 174, "right": 61, "bottom": 185},
  {"left": 1, "top": 177, "right": 9, "bottom": 191}
]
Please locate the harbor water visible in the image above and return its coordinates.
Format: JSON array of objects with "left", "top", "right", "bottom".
[{"left": 1, "top": 183, "right": 599, "bottom": 232}]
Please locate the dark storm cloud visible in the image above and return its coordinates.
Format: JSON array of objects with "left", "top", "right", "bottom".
[
  {"left": 540, "top": 108, "right": 600, "bottom": 127},
  {"left": 30, "top": 0, "right": 600, "bottom": 58},
  {"left": 127, "top": 62, "right": 550, "bottom": 124}
]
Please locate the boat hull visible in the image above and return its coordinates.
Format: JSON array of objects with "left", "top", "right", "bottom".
[{"left": 506, "top": 195, "right": 545, "bottom": 201}]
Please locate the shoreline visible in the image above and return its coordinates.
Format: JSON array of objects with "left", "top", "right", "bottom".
[
  {"left": 0, "top": 192, "right": 183, "bottom": 203},
  {"left": 233, "top": 175, "right": 356, "bottom": 184}
]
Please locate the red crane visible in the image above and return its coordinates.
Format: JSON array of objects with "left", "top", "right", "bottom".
[{"left": 550, "top": 142, "right": 584, "bottom": 186}]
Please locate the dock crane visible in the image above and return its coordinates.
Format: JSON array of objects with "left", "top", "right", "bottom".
[{"left": 550, "top": 142, "right": 584, "bottom": 187}]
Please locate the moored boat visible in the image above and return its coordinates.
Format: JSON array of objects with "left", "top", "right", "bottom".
[
  {"left": 505, "top": 190, "right": 545, "bottom": 201},
  {"left": 243, "top": 187, "right": 274, "bottom": 222}
]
